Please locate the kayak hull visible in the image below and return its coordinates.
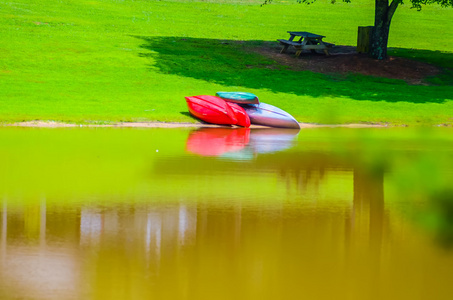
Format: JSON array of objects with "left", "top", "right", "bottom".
[
  {"left": 185, "top": 95, "right": 237, "bottom": 125},
  {"left": 226, "top": 102, "right": 251, "bottom": 128},
  {"left": 241, "top": 103, "right": 300, "bottom": 129},
  {"left": 185, "top": 95, "right": 299, "bottom": 129},
  {"left": 216, "top": 91, "right": 259, "bottom": 104}
]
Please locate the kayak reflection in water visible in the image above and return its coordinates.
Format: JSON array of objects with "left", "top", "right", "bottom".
[{"left": 185, "top": 127, "right": 300, "bottom": 160}]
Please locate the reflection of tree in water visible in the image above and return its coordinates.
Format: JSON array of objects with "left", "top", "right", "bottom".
[
  {"left": 273, "top": 152, "right": 351, "bottom": 194},
  {"left": 278, "top": 166, "right": 326, "bottom": 193},
  {"left": 2, "top": 187, "right": 452, "bottom": 298},
  {"left": 276, "top": 151, "right": 387, "bottom": 263}
]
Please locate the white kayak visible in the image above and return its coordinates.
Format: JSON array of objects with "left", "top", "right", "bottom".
[{"left": 240, "top": 102, "right": 300, "bottom": 129}]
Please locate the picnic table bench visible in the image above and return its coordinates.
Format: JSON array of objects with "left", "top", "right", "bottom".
[{"left": 278, "top": 31, "right": 334, "bottom": 56}]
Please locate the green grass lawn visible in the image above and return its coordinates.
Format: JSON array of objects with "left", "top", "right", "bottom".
[{"left": 0, "top": 0, "right": 452, "bottom": 125}]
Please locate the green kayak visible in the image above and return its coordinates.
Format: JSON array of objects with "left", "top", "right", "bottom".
[{"left": 216, "top": 91, "right": 259, "bottom": 104}]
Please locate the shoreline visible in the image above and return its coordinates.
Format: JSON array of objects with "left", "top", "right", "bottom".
[{"left": 1, "top": 121, "right": 387, "bottom": 129}]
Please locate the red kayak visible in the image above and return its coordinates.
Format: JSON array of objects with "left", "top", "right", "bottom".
[
  {"left": 226, "top": 102, "right": 251, "bottom": 128},
  {"left": 185, "top": 95, "right": 250, "bottom": 127}
]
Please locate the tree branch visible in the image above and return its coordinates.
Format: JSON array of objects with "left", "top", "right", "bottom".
[{"left": 387, "top": 0, "right": 402, "bottom": 21}]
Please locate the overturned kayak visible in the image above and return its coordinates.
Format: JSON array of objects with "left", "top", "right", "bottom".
[
  {"left": 185, "top": 95, "right": 250, "bottom": 127},
  {"left": 226, "top": 102, "right": 251, "bottom": 128},
  {"left": 216, "top": 91, "right": 259, "bottom": 104},
  {"left": 185, "top": 95, "right": 237, "bottom": 125},
  {"left": 241, "top": 102, "right": 300, "bottom": 129}
]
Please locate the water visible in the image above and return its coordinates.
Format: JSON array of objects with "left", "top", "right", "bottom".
[{"left": 1, "top": 126, "right": 453, "bottom": 300}]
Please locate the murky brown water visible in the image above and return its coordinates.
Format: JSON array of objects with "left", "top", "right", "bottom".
[{"left": 1, "top": 127, "right": 452, "bottom": 299}]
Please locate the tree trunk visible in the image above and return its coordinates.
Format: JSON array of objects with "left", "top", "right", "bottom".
[{"left": 370, "top": 0, "right": 400, "bottom": 60}]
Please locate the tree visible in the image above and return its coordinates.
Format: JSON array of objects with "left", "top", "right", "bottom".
[
  {"left": 263, "top": 0, "right": 453, "bottom": 60},
  {"left": 368, "top": 0, "right": 453, "bottom": 59}
]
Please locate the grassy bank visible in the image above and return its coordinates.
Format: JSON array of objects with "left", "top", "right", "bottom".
[{"left": 1, "top": 0, "right": 452, "bottom": 125}]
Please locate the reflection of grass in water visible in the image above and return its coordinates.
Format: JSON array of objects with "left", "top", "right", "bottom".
[
  {"left": 0, "top": 128, "right": 190, "bottom": 202},
  {"left": 1, "top": 127, "right": 452, "bottom": 208}
]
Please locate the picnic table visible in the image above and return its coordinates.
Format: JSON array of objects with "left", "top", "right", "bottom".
[{"left": 278, "top": 31, "right": 334, "bottom": 56}]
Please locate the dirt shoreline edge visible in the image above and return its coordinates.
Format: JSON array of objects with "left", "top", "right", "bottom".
[{"left": 2, "top": 121, "right": 386, "bottom": 128}]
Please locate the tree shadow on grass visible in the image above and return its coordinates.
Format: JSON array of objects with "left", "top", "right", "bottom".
[{"left": 135, "top": 36, "right": 453, "bottom": 104}]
